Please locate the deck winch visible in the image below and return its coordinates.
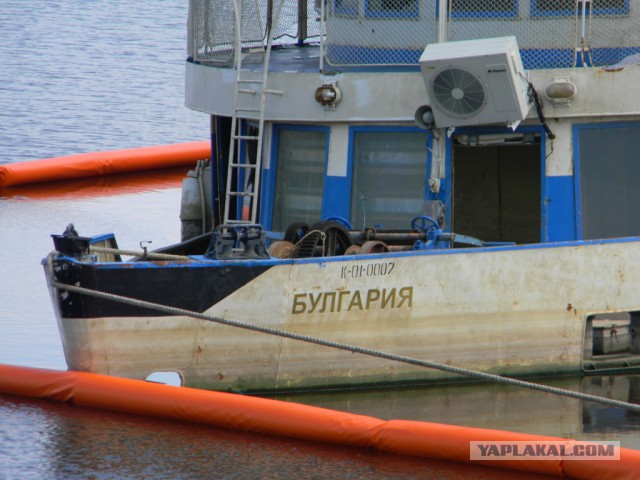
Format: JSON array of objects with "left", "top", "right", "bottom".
[{"left": 268, "top": 216, "right": 514, "bottom": 259}]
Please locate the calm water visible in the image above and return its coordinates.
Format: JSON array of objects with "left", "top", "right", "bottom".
[
  {"left": 0, "top": 0, "right": 208, "bottom": 163},
  {"left": 0, "top": 1, "right": 638, "bottom": 478}
]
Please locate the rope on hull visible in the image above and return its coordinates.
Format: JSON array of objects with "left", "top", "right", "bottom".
[{"left": 50, "top": 280, "right": 640, "bottom": 412}]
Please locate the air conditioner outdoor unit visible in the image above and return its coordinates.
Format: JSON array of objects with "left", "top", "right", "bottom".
[{"left": 418, "top": 36, "right": 531, "bottom": 129}]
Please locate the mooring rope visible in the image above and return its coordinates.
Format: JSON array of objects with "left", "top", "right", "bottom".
[
  {"left": 89, "top": 246, "right": 191, "bottom": 261},
  {"left": 51, "top": 280, "right": 640, "bottom": 412}
]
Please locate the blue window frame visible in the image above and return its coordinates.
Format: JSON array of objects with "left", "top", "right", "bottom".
[
  {"left": 334, "top": 0, "right": 358, "bottom": 16},
  {"left": 349, "top": 126, "right": 429, "bottom": 229},
  {"left": 531, "top": 0, "right": 629, "bottom": 17},
  {"left": 574, "top": 121, "right": 640, "bottom": 240},
  {"left": 365, "top": 0, "right": 419, "bottom": 19},
  {"left": 261, "top": 124, "right": 330, "bottom": 231},
  {"left": 437, "top": 0, "right": 518, "bottom": 19}
]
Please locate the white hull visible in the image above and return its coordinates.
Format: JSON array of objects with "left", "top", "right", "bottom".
[{"left": 49, "top": 238, "right": 640, "bottom": 392}]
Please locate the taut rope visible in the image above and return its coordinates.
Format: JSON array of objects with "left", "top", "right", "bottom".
[{"left": 50, "top": 279, "right": 640, "bottom": 412}]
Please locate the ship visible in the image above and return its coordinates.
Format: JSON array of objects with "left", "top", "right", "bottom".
[{"left": 45, "top": 0, "right": 640, "bottom": 392}]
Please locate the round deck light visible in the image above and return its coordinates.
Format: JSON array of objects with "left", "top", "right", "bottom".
[
  {"left": 544, "top": 79, "right": 577, "bottom": 105},
  {"left": 314, "top": 83, "right": 341, "bottom": 107}
]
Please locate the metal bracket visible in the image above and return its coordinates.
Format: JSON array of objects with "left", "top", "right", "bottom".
[{"left": 206, "top": 224, "right": 269, "bottom": 259}]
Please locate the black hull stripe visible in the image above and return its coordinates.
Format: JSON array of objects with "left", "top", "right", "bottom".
[{"left": 53, "top": 260, "right": 273, "bottom": 318}]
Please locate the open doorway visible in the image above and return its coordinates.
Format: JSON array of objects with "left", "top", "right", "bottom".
[{"left": 452, "top": 137, "right": 541, "bottom": 245}]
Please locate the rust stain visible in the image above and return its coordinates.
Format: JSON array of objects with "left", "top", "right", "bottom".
[
  {"left": 566, "top": 303, "right": 573, "bottom": 312},
  {"left": 123, "top": 261, "right": 174, "bottom": 267}
]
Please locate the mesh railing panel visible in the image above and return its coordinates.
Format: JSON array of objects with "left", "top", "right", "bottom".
[
  {"left": 191, "top": 0, "right": 323, "bottom": 65},
  {"left": 446, "top": 0, "right": 578, "bottom": 69},
  {"left": 190, "top": 0, "right": 640, "bottom": 68},
  {"left": 325, "top": 0, "right": 438, "bottom": 65},
  {"left": 587, "top": 0, "right": 640, "bottom": 67},
  {"left": 273, "top": 0, "right": 325, "bottom": 40},
  {"left": 325, "top": 0, "right": 640, "bottom": 68},
  {"left": 192, "top": 0, "right": 231, "bottom": 63},
  {"left": 192, "top": 0, "right": 265, "bottom": 64},
  {"left": 324, "top": 0, "right": 579, "bottom": 67}
]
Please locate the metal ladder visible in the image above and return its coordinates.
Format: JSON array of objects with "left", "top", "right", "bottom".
[{"left": 223, "top": 0, "right": 284, "bottom": 226}]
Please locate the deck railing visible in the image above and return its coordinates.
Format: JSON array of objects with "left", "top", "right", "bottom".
[
  {"left": 189, "top": 0, "right": 323, "bottom": 65},
  {"left": 188, "top": 0, "right": 640, "bottom": 69}
]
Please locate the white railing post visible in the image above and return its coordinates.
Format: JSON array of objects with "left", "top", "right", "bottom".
[
  {"left": 320, "top": 0, "right": 325, "bottom": 71},
  {"left": 438, "top": 0, "right": 447, "bottom": 43}
]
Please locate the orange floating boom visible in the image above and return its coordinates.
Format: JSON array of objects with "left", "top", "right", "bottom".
[
  {"left": 0, "top": 141, "right": 210, "bottom": 187},
  {"left": 0, "top": 365, "right": 638, "bottom": 478}
]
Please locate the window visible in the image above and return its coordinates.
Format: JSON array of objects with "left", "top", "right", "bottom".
[
  {"left": 271, "top": 128, "right": 328, "bottom": 231},
  {"left": 445, "top": 0, "right": 518, "bottom": 19},
  {"left": 334, "top": 0, "right": 358, "bottom": 16},
  {"left": 350, "top": 129, "right": 428, "bottom": 229},
  {"left": 576, "top": 123, "right": 640, "bottom": 239},
  {"left": 365, "top": 0, "right": 418, "bottom": 18},
  {"left": 533, "top": 0, "right": 576, "bottom": 15},
  {"left": 532, "top": 0, "right": 629, "bottom": 17}
]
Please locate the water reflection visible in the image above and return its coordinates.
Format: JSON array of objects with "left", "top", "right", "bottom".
[
  {"left": 282, "top": 375, "right": 640, "bottom": 450},
  {"left": 0, "top": 394, "right": 552, "bottom": 480},
  {"left": 0, "top": 167, "right": 188, "bottom": 201},
  {"left": 581, "top": 375, "right": 640, "bottom": 438}
]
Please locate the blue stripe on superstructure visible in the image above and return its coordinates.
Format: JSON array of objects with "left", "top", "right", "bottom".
[
  {"left": 323, "top": 170, "right": 352, "bottom": 220},
  {"left": 326, "top": 45, "right": 640, "bottom": 69},
  {"left": 544, "top": 175, "right": 576, "bottom": 242},
  {"left": 259, "top": 127, "right": 278, "bottom": 230},
  {"left": 588, "top": 46, "right": 640, "bottom": 67}
]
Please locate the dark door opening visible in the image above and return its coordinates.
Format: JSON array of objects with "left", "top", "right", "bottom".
[{"left": 452, "top": 140, "right": 541, "bottom": 245}]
